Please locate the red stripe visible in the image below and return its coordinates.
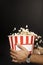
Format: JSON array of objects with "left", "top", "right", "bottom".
[
  {"left": 26, "top": 36, "right": 28, "bottom": 45},
  {"left": 32, "top": 36, "right": 35, "bottom": 54},
  {"left": 31, "top": 36, "right": 34, "bottom": 53},
  {"left": 11, "top": 36, "right": 14, "bottom": 49},
  {"left": 8, "top": 36, "right": 12, "bottom": 48},
  {"left": 14, "top": 45, "right": 16, "bottom": 50},
  {"left": 20, "top": 36, "right": 23, "bottom": 45},
  {"left": 28, "top": 36, "right": 29, "bottom": 44},
  {"left": 11, "top": 36, "right": 16, "bottom": 50},
  {"left": 31, "top": 36, "right": 33, "bottom": 44},
  {"left": 32, "top": 36, "right": 35, "bottom": 51},
  {"left": 32, "top": 36, "right": 34, "bottom": 44},
  {"left": 15, "top": 36, "right": 17, "bottom": 45}
]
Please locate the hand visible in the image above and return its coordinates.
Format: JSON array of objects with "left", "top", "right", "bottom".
[
  {"left": 33, "top": 49, "right": 41, "bottom": 55},
  {"left": 33, "top": 47, "right": 43, "bottom": 55},
  {"left": 10, "top": 45, "right": 30, "bottom": 63}
]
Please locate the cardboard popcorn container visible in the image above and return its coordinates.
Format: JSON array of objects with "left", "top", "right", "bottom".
[{"left": 8, "top": 35, "right": 35, "bottom": 54}]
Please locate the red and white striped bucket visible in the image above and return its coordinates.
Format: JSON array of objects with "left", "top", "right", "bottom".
[{"left": 8, "top": 35, "right": 35, "bottom": 54}]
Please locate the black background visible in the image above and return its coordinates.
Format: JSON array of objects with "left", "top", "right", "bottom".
[{"left": 0, "top": 0, "right": 43, "bottom": 65}]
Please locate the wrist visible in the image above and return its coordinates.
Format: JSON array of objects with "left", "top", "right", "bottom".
[{"left": 26, "top": 54, "right": 31, "bottom": 63}]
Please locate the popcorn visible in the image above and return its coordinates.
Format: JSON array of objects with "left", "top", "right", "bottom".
[
  {"left": 37, "top": 36, "right": 41, "bottom": 39},
  {"left": 20, "top": 27, "right": 23, "bottom": 30},
  {"left": 26, "top": 25, "right": 28, "bottom": 28},
  {"left": 25, "top": 29, "right": 28, "bottom": 32},
  {"left": 18, "top": 30, "right": 21, "bottom": 32},
  {"left": 13, "top": 27, "right": 16, "bottom": 31},
  {"left": 15, "top": 33, "right": 17, "bottom": 35},
  {"left": 17, "top": 33, "right": 20, "bottom": 35}
]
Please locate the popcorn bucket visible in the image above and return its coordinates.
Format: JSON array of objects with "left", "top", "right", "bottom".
[{"left": 8, "top": 35, "right": 35, "bottom": 54}]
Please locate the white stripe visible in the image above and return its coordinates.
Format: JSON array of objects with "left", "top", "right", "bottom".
[
  {"left": 17, "top": 36, "right": 20, "bottom": 44},
  {"left": 28, "top": 36, "right": 31, "bottom": 44},
  {"left": 9, "top": 36, "right": 12, "bottom": 49},
  {"left": 23, "top": 36, "right": 26, "bottom": 44}
]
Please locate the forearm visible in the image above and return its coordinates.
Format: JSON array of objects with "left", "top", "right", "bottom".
[{"left": 30, "top": 54, "right": 43, "bottom": 64}]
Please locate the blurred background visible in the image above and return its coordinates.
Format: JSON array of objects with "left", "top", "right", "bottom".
[{"left": 0, "top": 0, "right": 43, "bottom": 65}]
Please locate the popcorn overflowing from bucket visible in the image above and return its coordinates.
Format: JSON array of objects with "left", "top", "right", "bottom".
[
  {"left": 8, "top": 25, "right": 40, "bottom": 54},
  {"left": 11, "top": 25, "right": 38, "bottom": 36}
]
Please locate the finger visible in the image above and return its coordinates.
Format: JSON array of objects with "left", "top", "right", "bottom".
[
  {"left": 12, "top": 59, "right": 23, "bottom": 63},
  {"left": 10, "top": 54, "right": 23, "bottom": 63},
  {"left": 12, "top": 59, "right": 18, "bottom": 63},
  {"left": 17, "top": 44, "right": 26, "bottom": 50},
  {"left": 10, "top": 52, "right": 15, "bottom": 56},
  {"left": 10, "top": 49, "right": 17, "bottom": 54},
  {"left": 10, "top": 52, "right": 18, "bottom": 57},
  {"left": 10, "top": 55, "right": 17, "bottom": 59}
]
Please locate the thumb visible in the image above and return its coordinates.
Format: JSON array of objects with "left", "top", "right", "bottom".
[{"left": 17, "top": 44, "right": 26, "bottom": 50}]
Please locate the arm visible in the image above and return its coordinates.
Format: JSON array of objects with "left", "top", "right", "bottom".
[
  {"left": 30, "top": 48, "right": 43, "bottom": 64},
  {"left": 30, "top": 54, "right": 43, "bottom": 64}
]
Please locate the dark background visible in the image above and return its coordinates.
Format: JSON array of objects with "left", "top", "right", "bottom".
[{"left": 0, "top": 0, "right": 43, "bottom": 65}]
